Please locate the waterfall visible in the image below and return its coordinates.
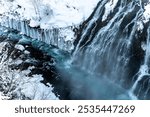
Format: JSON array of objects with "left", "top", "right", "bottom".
[
  {"left": 0, "top": 16, "right": 74, "bottom": 52},
  {"left": 72, "top": 0, "right": 150, "bottom": 99},
  {"left": 130, "top": 26, "right": 150, "bottom": 99}
]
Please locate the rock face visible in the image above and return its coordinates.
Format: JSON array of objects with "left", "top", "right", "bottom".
[{"left": 72, "top": 0, "right": 150, "bottom": 99}]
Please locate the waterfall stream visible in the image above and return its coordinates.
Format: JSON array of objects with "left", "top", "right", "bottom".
[
  {"left": 72, "top": 0, "right": 150, "bottom": 99},
  {"left": 130, "top": 27, "right": 150, "bottom": 99}
]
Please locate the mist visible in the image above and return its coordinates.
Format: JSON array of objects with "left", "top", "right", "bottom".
[{"left": 56, "top": 61, "right": 131, "bottom": 100}]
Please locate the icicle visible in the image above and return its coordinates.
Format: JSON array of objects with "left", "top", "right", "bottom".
[
  {"left": 25, "top": 21, "right": 30, "bottom": 36},
  {"left": 17, "top": 20, "right": 21, "bottom": 31},
  {"left": 20, "top": 21, "right": 25, "bottom": 34},
  {"left": 66, "top": 40, "right": 73, "bottom": 51},
  {"left": 44, "top": 29, "right": 49, "bottom": 44},
  {"left": 33, "top": 28, "right": 37, "bottom": 39},
  {"left": 47, "top": 30, "right": 50, "bottom": 44},
  {"left": 47, "top": 29, "right": 52, "bottom": 44},
  {"left": 64, "top": 41, "right": 67, "bottom": 51},
  {"left": 58, "top": 37, "right": 64, "bottom": 50},
  {"left": 5, "top": 17, "right": 9, "bottom": 28},
  {"left": 0, "top": 16, "right": 73, "bottom": 51},
  {"left": 43, "top": 29, "right": 46, "bottom": 43},
  {"left": 53, "top": 28, "right": 58, "bottom": 46},
  {"left": 40, "top": 29, "right": 44, "bottom": 42},
  {"left": 12, "top": 19, "right": 15, "bottom": 29},
  {"left": 37, "top": 29, "right": 41, "bottom": 41},
  {"left": 9, "top": 18, "right": 13, "bottom": 29},
  {"left": 50, "top": 30, "right": 54, "bottom": 45},
  {"left": 30, "top": 28, "right": 35, "bottom": 39}
]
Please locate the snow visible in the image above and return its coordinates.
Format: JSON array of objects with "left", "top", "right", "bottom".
[
  {"left": 1, "top": 0, "right": 150, "bottom": 29},
  {"left": 0, "top": 0, "right": 100, "bottom": 29},
  {"left": 102, "top": 0, "right": 118, "bottom": 21},
  {"left": 15, "top": 44, "right": 25, "bottom": 51},
  {"left": 14, "top": 59, "right": 23, "bottom": 65},
  {"left": 24, "top": 50, "right": 30, "bottom": 54},
  {"left": 19, "top": 74, "right": 58, "bottom": 100},
  {"left": 59, "top": 27, "right": 74, "bottom": 41},
  {"left": 0, "top": 0, "right": 99, "bottom": 49},
  {"left": 0, "top": 92, "right": 10, "bottom": 100},
  {"left": 143, "top": 3, "right": 150, "bottom": 23},
  {"left": 0, "top": 64, "right": 58, "bottom": 100},
  {"left": 137, "top": 21, "right": 144, "bottom": 30},
  {"left": 0, "top": 41, "right": 58, "bottom": 100},
  {"left": 136, "top": 2, "right": 150, "bottom": 30}
]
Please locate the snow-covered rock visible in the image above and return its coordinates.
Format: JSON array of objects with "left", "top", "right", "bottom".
[
  {"left": 143, "top": 3, "right": 150, "bottom": 23},
  {"left": 15, "top": 44, "right": 25, "bottom": 51}
]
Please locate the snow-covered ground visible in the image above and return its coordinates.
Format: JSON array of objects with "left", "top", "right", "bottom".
[
  {"left": 1, "top": 0, "right": 150, "bottom": 29},
  {"left": 0, "top": 37, "right": 58, "bottom": 100},
  {"left": 0, "top": 65, "right": 58, "bottom": 100},
  {"left": 0, "top": 0, "right": 99, "bottom": 29},
  {"left": 143, "top": 3, "right": 150, "bottom": 23}
]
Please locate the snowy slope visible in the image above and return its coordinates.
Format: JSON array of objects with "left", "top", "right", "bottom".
[
  {"left": 1, "top": 0, "right": 150, "bottom": 29},
  {"left": 0, "top": 0, "right": 99, "bottom": 28},
  {"left": 143, "top": 3, "right": 150, "bottom": 23},
  {"left": 0, "top": 40, "right": 58, "bottom": 100},
  {"left": 0, "top": 27, "right": 60, "bottom": 100}
]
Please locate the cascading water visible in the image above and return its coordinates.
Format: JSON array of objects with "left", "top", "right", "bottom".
[
  {"left": 72, "top": 0, "right": 150, "bottom": 99},
  {"left": 130, "top": 26, "right": 150, "bottom": 99}
]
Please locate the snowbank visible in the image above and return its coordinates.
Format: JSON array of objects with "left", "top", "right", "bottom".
[
  {"left": 0, "top": 41, "right": 58, "bottom": 100},
  {"left": 0, "top": 0, "right": 99, "bottom": 29}
]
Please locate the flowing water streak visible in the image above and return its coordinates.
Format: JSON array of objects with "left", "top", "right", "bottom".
[
  {"left": 130, "top": 27, "right": 150, "bottom": 95},
  {"left": 73, "top": 0, "right": 143, "bottom": 80},
  {"left": 71, "top": 0, "right": 150, "bottom": 99}
]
